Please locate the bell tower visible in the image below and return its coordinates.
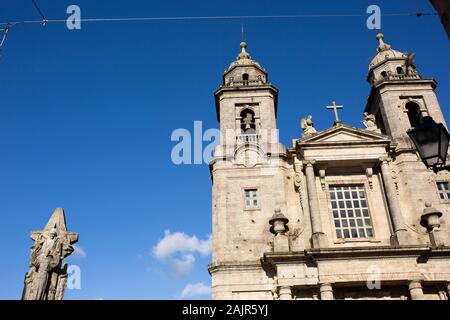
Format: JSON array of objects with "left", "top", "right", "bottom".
[
  {"left": 209, "top": 42, "right": 289, "bottom": 299},
  {"left": 365, "top": 33, "right": 447, "bottom": 150},
  {"left": 213, "top": 41, "right": 280, "bottom": 161}
]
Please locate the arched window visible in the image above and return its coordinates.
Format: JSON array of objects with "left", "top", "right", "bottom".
[
  {"left": 240, "top": 109, "right": 256, "bottom": 133},
  {"left": 396, "top": 66, "right": 403, "bottom": 74},
  {"left": 380, "top": 71, "right": 388, "bottom": 78},
  {"left": 242, "top": 73, "right": 249, "bottom": 85},
  {"left": 405, "top": 101, "right": 422, "bottom": 128}
]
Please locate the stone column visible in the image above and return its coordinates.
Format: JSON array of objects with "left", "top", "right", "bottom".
[
  {"left": 446, "top": 282, "right": 450, "bottom": 299},
  {"left": 278, "top": 286, "right": 292, "bottom": 300},
  {"left": 320, "top": 283, "right": 334, "bottom": 300},
  {"left": 304, "top": 161, "right": 327, "bottom": 248},
  {"left": 379, "top": 158, "right": 409, "bottom": 245},
  {"left": 408, "top": 280, "right": 424, "bottom": 300}
]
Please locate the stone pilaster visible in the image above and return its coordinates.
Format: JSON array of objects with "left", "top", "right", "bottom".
[
  {"left": 304, "top": 161, "right": 328, "bottom": 248},
  {"left": 320, "top": 283, "right": 334, "bottom": 300},
  {"left": 408, "top": 280, "right": 424, "bottom": 300},
  {"left": 379, "top": 158, "right": 409, "bottom": 245}
]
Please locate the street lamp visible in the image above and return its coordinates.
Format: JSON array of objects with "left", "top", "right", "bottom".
[{"left": 407, "top": 116, "right": 450, "bottom": 172}]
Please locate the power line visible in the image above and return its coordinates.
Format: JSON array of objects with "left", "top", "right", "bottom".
[
  {"left": 31, "top": 0, "right": 48, "bottom": 25},
  {"left": 0, "top": 25, "right": 10, "bottom": 49},
  {"left": 0, "top": 12, "right": 437, "bottom": 27},
  {"left": 0, "top": 11, "right": 437, "bottom": 53}
]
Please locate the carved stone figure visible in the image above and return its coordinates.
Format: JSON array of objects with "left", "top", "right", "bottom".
[
  {"left": 405, "top": 52, "right": 417, "bottom": 75},
  {"left": 362, "top": 112, "right": 381, "bottom": 133},
  {"left": 242, "top": 113, "right": 254, "bottom": 130},
  {"left": 22, "top": 208, "right": 78, "bottom": 300},
  {"left": 301, "top": 115, "right": 317, "bottom": 136}
]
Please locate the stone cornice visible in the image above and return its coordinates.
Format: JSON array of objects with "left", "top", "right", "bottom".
[
  {"left": 295, "top": 125, "right": 391, "bottom": 146},
  {"left": 297, "top": 140, "right": 390, "bottom": 149},
  {"left": 373, "top": 77, "right": 437, "bottom": 90},
  {"left": 208, "top": 262, "right": 263, "bottom": 275},
  {"left": 262, "top": 245, "right": 450, "bottom": 266}
]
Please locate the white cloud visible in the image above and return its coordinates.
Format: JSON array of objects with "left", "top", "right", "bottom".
[
  {"left": 152, "top": 230, "right": 211, "bottom": 260},
  {"left": 170, "top": 254, "right": 195, "bottom": 279},
  {"left": 151, "top": 230, "right": 211, "bottom": 278},
  {"left": 72, "top": 245, "right": 87, "bottom": 258},
  {"left": 180, "top": 282, "right": 211, "bottom": 298}
]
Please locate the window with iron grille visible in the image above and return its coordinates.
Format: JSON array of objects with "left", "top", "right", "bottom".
[{"left": 329, "top": 185, "right": 374, "bottom": 239}]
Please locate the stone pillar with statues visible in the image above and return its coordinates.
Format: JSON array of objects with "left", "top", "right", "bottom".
[{"left": 22, "top": 208, "right": 78, "bottom": 300}]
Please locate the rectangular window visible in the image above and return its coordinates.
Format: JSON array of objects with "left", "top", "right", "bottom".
[
  {"left": 244, "top": 189, "right": 258, "bottom": 209},
  {"left": 329, "top": 185, "right": 374, "bottom": 239},
  {"left": 437, "top": 182, "right": 450, "bottom": 200}
]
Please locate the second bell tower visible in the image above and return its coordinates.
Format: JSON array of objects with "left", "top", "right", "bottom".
[{"left": 365, "top": 33, "right": 447, "bottom": 150}]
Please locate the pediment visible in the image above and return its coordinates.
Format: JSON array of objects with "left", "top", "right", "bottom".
[{"left": 298, "top": 125, "right": 390, "bottom": 146}]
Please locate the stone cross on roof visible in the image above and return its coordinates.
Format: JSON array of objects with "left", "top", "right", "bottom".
[{"left": 326, "top": 101, "right": 344, "bottom": 126}]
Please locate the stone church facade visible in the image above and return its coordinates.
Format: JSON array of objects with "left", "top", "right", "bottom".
[{"left": 208, "top": 34, "right": 450, "bottom": 300}]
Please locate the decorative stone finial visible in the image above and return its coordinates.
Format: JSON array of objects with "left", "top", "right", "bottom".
[
  {"left": 269, "top": 209, "right": 289, "bottom": 235},
  {"left": 238, "top": 41, "right": 251, "bottom": 59},
  {"left": 376, "top": 33, "right": 391, "bottom": 53},
  {"left": 420, "top": 202, "right": 445, "bottom": 247},
  {"left": 420, "top": 202, "right": 442, "bottom": 231}
]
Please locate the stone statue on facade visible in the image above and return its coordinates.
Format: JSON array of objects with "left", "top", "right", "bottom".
[
  {"left": 362, "top": 112, "right": 381, "bottom": 133},
  {"left": 22, "top": 208, "right": 78, "bottom": 300},
  {"left": 301, "top": 115, "right": 317, "bottom": 136}
]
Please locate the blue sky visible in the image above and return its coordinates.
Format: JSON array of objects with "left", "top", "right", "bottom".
[{"left": 0, "top": 0, "right": 448, "bottom": 300}]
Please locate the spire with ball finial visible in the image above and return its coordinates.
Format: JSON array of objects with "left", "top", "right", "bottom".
[
  {"left": 238, "top": 40, "right": 251, "bottom": 60},
  {"left": 376, "top": 33, "right": 391, "bottom": 53}
]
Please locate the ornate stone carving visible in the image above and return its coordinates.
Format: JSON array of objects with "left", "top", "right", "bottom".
[
  {"left": 366, "top": 168, "right": 374, "bottom": 190},
  {"left": 391, "top": 167, "right": 400, "bottom": 195},
  {"left": 293, "top": 172, "right": 302, "bottom": 188},
  {"left": 319, "top": 169, "right": 326, "bottom": 191},
  {"left": 293, "top": 172, "right": 305, "bottom": 212},
  {"left": 22, "top": 208, "right": 78, "bottom": 300}
]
